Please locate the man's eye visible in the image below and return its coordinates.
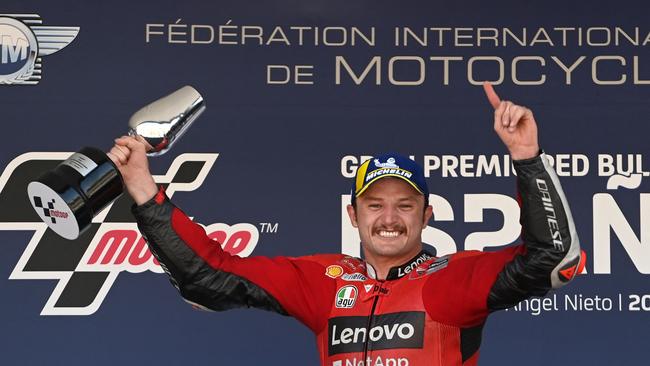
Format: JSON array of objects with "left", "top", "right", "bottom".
[
  {"left": 400, "top": 205, "right": 414, "bottom": 210},
  {"left": 369, "top": 204, "right": 381, "bottom": 209}
]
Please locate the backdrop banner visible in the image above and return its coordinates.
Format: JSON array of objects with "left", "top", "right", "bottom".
[{"left": 1, "top": 1, "right": 648, "bottom": 365}]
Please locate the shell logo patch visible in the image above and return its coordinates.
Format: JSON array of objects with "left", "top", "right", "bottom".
[{"left": 326, "top": 265, "right": 344, "bottom": 278}]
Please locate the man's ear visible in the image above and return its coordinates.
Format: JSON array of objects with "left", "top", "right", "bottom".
[
  {"left": 423, "top": 204, "right": 433, "bottom": 228},
  {"left": 346, "top": 204, "right": 358, "bottom": 228}
]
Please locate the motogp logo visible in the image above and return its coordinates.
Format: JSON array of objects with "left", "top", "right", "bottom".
[{"left": 0, "top": 152, "right": 259, "bottom": 315}]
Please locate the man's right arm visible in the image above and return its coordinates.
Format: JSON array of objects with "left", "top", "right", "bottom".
[
  {"left": 109, "top": 136, "right": 334, "bottom": 333},
  {"left": 132, "top": 188, "right": 335, "bottom": 333}
]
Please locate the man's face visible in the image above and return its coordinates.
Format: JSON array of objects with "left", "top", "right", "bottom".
[{"left": 347, "top": 177, "right": 432, "bottom": 260}]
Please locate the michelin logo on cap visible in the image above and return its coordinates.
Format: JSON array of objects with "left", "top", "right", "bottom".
[
  {"left": 352, "top": 153, "right": 429, "bottom": 205},
  {"left": 365, "top": 167, "right": 413, "bottom": 182},
  {"left": 374, "top": 157, "right": 399, "bottom": 169},
  {"left": 365, "top": 157, "right": 414, "bottom": 184}
]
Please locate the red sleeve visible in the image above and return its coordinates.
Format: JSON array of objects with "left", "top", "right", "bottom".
[
  {"left": 133, "top": 192, "right": 337, "bottom": 334},
  {"left": 422, "top": 246, "right": 524, "bottom": 327}
]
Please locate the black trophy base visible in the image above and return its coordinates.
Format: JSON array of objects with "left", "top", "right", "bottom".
[{"left": 27, "top": 147, "right": 123, "bottom": 240}]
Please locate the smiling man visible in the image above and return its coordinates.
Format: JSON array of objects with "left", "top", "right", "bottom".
[
  {"left": 109, "top": 83, "right": 582, "bottom": 365},
  {"left": 347, "top": 155, "right": 433, "bottom": 281}
]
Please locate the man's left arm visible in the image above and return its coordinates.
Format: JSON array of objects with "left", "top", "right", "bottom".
[
  {"left": 485, "top": 152, "right": 582, "bottom": 311},
  {"left": 420, "top": 85, "right": 583, "bottom": 329},
  {"left": 482, "top": 83, "right": 582, "bottom": 310}
]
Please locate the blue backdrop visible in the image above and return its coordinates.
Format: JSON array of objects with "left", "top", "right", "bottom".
[{"left": 1, "top": 0, "right": 649, "bottom": 365}]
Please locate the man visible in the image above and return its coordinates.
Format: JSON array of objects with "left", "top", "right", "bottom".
[{"left": 108, "top": 83, "right": 582, "bottom": 365}]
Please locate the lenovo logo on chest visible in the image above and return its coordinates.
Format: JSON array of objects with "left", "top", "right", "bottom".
[{"left": 328, "top": 312, "right": 425, "bottom": 355}]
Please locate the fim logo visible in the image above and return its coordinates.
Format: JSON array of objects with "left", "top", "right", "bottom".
[
  {"left": 32, "top": 196, "right": 68, "bottom": 223},
  {"left": 0, "top": 14, "right": 79, "bottom": 85},
  {"left": 335, "top": 285, "right": 358, "bottom": 309}
]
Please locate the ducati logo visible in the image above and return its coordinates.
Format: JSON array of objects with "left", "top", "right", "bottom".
[{"left": 0, "top": 152, "right": 259, "bottom": 315}]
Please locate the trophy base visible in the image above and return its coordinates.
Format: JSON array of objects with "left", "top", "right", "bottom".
[
  {"left": 27, "top": 181, "right": 83, "bottom": 240},
  {"left": 27, "top": 147, "right": 123, "bottom": 240}
]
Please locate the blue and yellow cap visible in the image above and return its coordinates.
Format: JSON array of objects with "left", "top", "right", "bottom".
[{"left": 351, "top": 153, "right": 429, "bottom": 205}]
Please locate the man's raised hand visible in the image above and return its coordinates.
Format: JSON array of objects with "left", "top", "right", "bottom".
[
  {"left": 483, "top": 82, "right": 540, "bottom": 160},
  {"left": 107, "top": 135, "right": 158, "bottom": 205}
]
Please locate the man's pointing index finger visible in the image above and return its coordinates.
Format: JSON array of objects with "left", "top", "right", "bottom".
[{"left": 483, "top": 82, "right": 501, "bottom": 110}]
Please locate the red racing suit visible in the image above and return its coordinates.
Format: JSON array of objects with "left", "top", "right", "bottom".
[{"left": 132, "top": 154, "right": 582, "bottom": 366}]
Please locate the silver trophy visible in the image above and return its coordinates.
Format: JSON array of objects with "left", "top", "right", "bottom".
[{"left": 27, "top": 85, "right": 206, "bottom": 240}]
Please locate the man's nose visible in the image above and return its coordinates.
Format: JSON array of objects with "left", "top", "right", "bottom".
[{"left": 379, "top": 205, "right": 399, "bottom": 226}]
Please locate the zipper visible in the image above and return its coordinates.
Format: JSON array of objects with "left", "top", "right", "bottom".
[{"left": 362, "top": 283, "right": 382, "bottom": 363}]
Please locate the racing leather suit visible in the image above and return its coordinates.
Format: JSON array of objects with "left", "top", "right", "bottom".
[{"left": 132, "top": 153, "right": 581, "bottom": 366}]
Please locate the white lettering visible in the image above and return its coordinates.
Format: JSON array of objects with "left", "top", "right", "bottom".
[{"left": 593, "top": 194, "right": 650, "bottom": 274}]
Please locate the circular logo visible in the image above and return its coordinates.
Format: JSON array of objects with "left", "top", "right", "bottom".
[
  {"left": 0, "top": 17, "right": 37, "bottom": 83},
  {"left": 27, "top": 181, "right": 80, "bottom": 240}
]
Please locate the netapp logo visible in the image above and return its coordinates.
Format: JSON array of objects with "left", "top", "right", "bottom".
[
  {"left": 328, "top": 312, "right": 425, "bottom": 355},
  {"left": 333, "top": 356, "right": 409, "bottom": 366}
]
